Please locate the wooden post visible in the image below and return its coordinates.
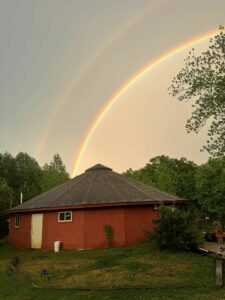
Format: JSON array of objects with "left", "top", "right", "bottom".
[{"left": 216, "top": 258, "right": 223, "bottom": 287}]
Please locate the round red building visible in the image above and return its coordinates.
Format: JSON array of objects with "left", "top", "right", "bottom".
[{"left": 8, "top": 164, "right": 186, "bottom": 249}]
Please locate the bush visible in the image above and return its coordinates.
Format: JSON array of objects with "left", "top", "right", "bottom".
[
  {"left": 151, "top": 206, "right": 202, "bottom": 250},
  {"left": 103, "top": 224, "right": 113, "bottom": 248}
]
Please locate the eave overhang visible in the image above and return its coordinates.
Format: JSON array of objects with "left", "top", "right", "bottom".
[{"left": 6, "top": 199, "right": 187, "bottom": 214}]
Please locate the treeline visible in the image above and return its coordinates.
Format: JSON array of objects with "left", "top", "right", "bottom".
[
  {"left": 124, "top": 155, "right": 225, "bottom": 229},
  {"left": 0, "top": 152, "right": 69, "bottom": 236}
]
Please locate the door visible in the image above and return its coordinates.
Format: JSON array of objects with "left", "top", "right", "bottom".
[{"left": 31, "top": 214, "right": 43, "bottom": 248}]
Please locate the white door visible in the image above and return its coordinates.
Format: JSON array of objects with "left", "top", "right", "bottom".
[{"left": 31, "top": 214, "right": 43, "bottom": 248}]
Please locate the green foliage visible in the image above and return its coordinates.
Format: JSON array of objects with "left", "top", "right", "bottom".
[
  {"left": 196, "top": 157, "right": 225, "bottom": 229},
  {"left": 125, "top": 155, "right": 225, "bottom": 230},
  {"left": 0, "top": 152, "right": 42, "bottom": 203},
  {"left": 0, "top": 178, "right": 13, "bottom": 237},
  {"left": 0, "top": 177, "right": 13, "bottom": 209},
  {"left": 124, "top": 155, "right": 197, "bottom": 200},
  {"left": 40, "top": 153, "right": 69, "bottom": 192},
  {"left": 14, "top": 152, "right": 42, "bottom": 201},
  {"left": 151, "top": 206, "right": 202, "bottom": 250},
  {"left": 0, "top": 151, "right": 69, "bottom": 203},
  {"left": 0, "top": 152, "right": 17, "bottom": 189},
  {"left": 169, "top": 26, "right": 225, "bottom": 157},
  {"left": 103, "top": 224, "right": 113, "bottom": 248}
]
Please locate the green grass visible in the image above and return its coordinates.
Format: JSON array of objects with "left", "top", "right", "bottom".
[{"left": 0, "top": 239, "right": 225, "bottom": 299}]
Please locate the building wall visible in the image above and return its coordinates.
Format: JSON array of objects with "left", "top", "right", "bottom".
[
  {"left": 8, "top": 205, "right": 160, "bottom": 249},
  {"left": 8, "top": 214, "right": 31, "bottom": 248},
  {"left": 42, "top": 210, "right": 85, "bottom": 250},
  {"left": 84, "top": 207, "right": 126, "bottom": 248},
  {"left": 83, "top": 206, "right": 159, "bottom": 248},
  {"left": 124, "top": 206, "right": 159, "bottom": 245}
]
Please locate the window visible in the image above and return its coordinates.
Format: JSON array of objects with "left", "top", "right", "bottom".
[
  {"left": 58, "top": 211, "right": 72, "bottom": 222},
  {"left": 14, "top": 215, "right": 20, "bottom": 228}
]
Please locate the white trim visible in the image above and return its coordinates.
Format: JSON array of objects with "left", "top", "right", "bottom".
[{"left": 58, "top": 211, "right": 73, "bottom": 222}]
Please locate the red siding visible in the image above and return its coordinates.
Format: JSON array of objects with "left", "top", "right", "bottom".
[
  {"left": 124, "top": 206, "right": 159, "bottom": 245},
  {"left": 84, "top": 207, "right": 126, "bottom": 248},
  {"left": 8, "top": 205, "right": 160, "bottom": 249},
  {"left": 8, "top": 214, "right": 31, "bottom": 248},
  {"left": 42, "top": 210, "right": 84, "bottom": 250}
]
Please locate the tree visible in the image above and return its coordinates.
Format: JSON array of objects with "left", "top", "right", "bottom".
[
  {"left": 0, "top": 152, "right": 17, "bottom": 190},
  {"left": 169, "top": 26, "right": 225, "bottom": 157},
  {"left": 124, "top": 156, "right": 197, "bottom": 200},
  {"left": 0, "top": 178, "right": 13, "bottom": 237},
  {"left": 14, "top": 152, "right": 42, "bottom": 202},
  {"left": 151, "top": 206, "right": 202, "bottom": 250},
  {"left": 0, "top": 151, "right": 69, "bottom": 200},
  {"left": 195, "top": 157, "right": 225, "bottom": 229},
  {"left": 41, "top": 154, "right": 69, "bottom": 192},
  {"left": 0, "top": 152, "right": 42, "bottom": 203},
  {"left": 0, "top": 177, "right": 13, "bottom": 210}
]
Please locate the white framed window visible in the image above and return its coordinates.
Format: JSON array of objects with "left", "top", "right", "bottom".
[
  {"left": 14, "top": 214, "right": 20, "bottom": 228},
  {"left": 58, "top": 211, "right": 72, "bottom": 222}
]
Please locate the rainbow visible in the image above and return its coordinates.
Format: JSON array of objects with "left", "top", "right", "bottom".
[
  {"left": 71, "top": 28, "right": 220, "bottom": 177},
  {"left": 35, "top": 1, "right": 164, "bottom": 162}
]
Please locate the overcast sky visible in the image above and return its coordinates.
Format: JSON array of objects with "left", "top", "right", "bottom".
[{"left": 0, "top": 0, "right": 225, "bottom": 175}]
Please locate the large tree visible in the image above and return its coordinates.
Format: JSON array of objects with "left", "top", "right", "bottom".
[
  {"left": 195, "top": 157, "right": 225, "bottom": 229},
  {"left": 0, "top": 152, "right": 17, "bottom": 189},
  {"left": 40, "top": 153, "right": 69, "bottom": 192},
  {"left": 0, "top": 152, "right": 69, "bottom": 201},
  {"left": 124, "top": 155, "right": 197, "bottom": 200},
  {"left": 169, "top": 26, "right": 225, "bottom": 157},
  {"left": 14, "top": 152, "right": 42, "bottom": 202},
  {"left": 0, "top": 152, "right": 42, "bottom": 203}
]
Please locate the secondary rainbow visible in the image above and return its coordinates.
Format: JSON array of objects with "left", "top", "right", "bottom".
[
  {"left": 35, "top": 1, "right": 163, "bottom": 162},
  {"left": 71, "top": 28, "right": 220, "bottom": 177}
]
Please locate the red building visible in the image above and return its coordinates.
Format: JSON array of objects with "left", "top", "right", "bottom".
[{"left": 8, "top": 164, "right": 186, "bottom": 249}]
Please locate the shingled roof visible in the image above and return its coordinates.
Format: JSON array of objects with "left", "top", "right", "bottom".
[{"left": 9, "top": 164, "right": 186, "bottom": 211}]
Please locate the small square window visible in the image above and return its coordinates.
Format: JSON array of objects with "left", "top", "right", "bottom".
[
  {"left": 14, "top": 215, "right": 20, "bottom": 228},
  {"left": 58, "top": 211, "right": 72, "bottom": 222}
]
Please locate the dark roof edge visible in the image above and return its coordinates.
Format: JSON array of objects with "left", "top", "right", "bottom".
[{"left": 6, "top": 199, "right": 187, "bottom": 213}]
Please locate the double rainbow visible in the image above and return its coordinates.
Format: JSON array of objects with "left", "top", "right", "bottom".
[
  {"left": 71, "top": 29, "right": 220, "bottom": 177},
  {"left": 36, "top": 1, "right": 163, "bottom": 162}
]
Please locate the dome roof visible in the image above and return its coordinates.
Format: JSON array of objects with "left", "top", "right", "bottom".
[{"left": 10, "top": 164, "right": 185, "bottom": 211}]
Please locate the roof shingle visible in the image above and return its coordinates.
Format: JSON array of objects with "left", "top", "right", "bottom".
[{"left": 10, "top": 164, "right": 186, "bottom": 211}]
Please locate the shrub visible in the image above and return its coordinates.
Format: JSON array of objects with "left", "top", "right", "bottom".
[
  {"left": 103, "top": 224, "right": 113, "bottom": 248},
  {"left": 151, "top": 206, "right": 202, "bottom": 250}
]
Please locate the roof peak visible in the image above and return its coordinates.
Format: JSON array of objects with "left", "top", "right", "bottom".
[{"left": 85, "top": 164, "right": 112, "bottom": 172}]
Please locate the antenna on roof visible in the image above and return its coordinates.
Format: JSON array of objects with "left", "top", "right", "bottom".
[{"left": 20, "top": 193, "right": 23, "bottom": 204}]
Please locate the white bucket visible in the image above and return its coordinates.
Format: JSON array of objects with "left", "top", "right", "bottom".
[{"left": 54, "top": 241, "right": 60, "bottom": 252}]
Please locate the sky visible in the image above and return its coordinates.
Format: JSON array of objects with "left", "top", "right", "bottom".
[{"left": 0, "top": 0, "right": 225, "bottom": 176}]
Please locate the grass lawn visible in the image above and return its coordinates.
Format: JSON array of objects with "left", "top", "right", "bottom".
[{"left": 0, "top": 240, "right": 225, "bottom": 299}]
